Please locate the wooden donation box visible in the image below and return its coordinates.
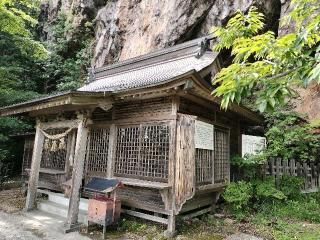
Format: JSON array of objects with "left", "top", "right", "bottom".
[{"left": 84, "top": 178, "right": 122, "bottom": 238}]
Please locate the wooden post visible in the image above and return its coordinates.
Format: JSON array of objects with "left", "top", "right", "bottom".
[
  {"left": 166, "top": 214, "right": 176, "bottom": 237},
  {"left": 106, "top": 124, "right": 117, "bottom": 178},
  {"left": 275, "top": 158, "right": 280, "bottom": 188},
  {"left": 212, "top": 126, "right": 215, "bottom": 184},
  {"left": 65, "top": 130, "right": 75, "bottom": 177},
  {"left": 165, "top": 96, "right": 179, "bottom": 238},
  {"left": 64, "top": 115, "right": 89, "bottom": 232},
  {"left": 25, "top": 122, "right": 45, "bottom": 211},
  {"left": 68, "top": 131, "right": 76, "bottom": 168}
]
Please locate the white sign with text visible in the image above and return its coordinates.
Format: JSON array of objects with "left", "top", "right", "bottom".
[
  {"left": 241, "top": 134, "right": 266, "bottom": 157},
  {"left": 195, "top": 120, "right": 214, "bottom": 150}
]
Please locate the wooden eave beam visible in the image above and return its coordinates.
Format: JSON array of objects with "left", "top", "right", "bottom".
[
  {"left": 112, "top": 78, "right": 191, "bottom": 102},
  {"left": 0, "top": 92, "right": 112, "bottom": 117},
  {"left": 0, "top": 97, "right": 72, "bottom": 117},
  {"left": 188, "top": 73, "right": 263, "bottom": 124}
]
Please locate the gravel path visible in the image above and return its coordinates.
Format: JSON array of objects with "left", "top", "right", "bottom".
[{"left": 0, "top": 210, "right": 90, "bottom": 240}]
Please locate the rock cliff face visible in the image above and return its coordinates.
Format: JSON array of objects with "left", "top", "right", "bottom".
[
  {"left": 38, "top": 0, "right": 320, "bottom": 121},
  {"left": 278, "top": 0, "right": 320, "bottom": 121},
  {"left": 38, "top": 0, "right": 282, "bottom": 68}
]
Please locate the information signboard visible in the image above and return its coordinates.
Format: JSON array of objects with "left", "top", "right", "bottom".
[
  {"left": 241, "top": 134, "right": 266, "bottom": 157},
  {"left": 195, "top": 120, "right": 214, "bottom": 150}
]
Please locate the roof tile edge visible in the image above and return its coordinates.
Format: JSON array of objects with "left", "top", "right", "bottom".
[{"left": 85, "top": 35, "right": 214, "bottom": 84}]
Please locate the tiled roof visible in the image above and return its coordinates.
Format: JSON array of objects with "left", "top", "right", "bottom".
[{"left": 78, "top": 51, "right": 218, "bottom": 92}]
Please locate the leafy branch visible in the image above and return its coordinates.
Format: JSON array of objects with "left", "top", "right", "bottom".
[{"left": 211, "top": 1, "right": 320, "bottom": 112}]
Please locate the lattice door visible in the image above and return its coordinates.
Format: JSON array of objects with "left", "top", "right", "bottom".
[
  {"left": 214, "top": 129, "right": 230, "bottom": 182},
  {"left": 85, "top": 128, "right": 110, "bottom": 177},
  {"left": 114, "top": 126, "right": 140, "bottom": 178},
  {"left": 114, "top": 123, "right": 170, "bottom": 182},
  {"left": 140, "top": 125, "right": 170, "bottom": 179},
  {"left": 22, "top": 137, "right": 34, "bottom": 174},
  {"left": 195, "top": 148, "right": 213, "bottom": 184}
]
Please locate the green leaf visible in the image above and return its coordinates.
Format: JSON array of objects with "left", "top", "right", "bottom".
[
  {"left": 258, "top": 100, "right": 267, "bottom": 112},
  {"left": 211, "top": 0, "right": 320, "bottom": 111}
]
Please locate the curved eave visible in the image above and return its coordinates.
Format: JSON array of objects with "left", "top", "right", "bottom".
[
  {"left": 0, "top": 71, "right": 262, "bottom": 124},
  {"left": 0, "top": 91, "right": 112, "bottom": 117},
  {"left": 188, "top": 72, "right": 263, "bottom": 124}
]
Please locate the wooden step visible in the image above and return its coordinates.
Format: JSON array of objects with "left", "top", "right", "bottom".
[{"left": 38, "top": 200, "right": 88, "bottom": 224}]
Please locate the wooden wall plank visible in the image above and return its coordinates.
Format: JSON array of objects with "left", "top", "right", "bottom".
[{"left": 174, "top": 114, "right": 196, "bottom": 213}]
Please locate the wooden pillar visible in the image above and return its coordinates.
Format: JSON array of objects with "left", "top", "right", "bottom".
[
  {"left": 165, "top": 95, "right": 179, "bottom": 238},
  {"left": 166, "top": 214, "right": 176, "bottom": 237},
  {"left": 106, "top": 124, "right": 116, "bottom": 178},
  {"left": 64, "top": 115, "right": 89, "bottom": 231},
  {"left": 25, "top": 122, "right": 45, "bottom": 211},
  {"left": 68, "top": 131, "right": 76, "bottom": 167},
  {"left": 168, "top": 96, "right": 179, "bottom": 187},
  {"left": 65, "top": 130, "right": 75, "bottom": 177}
]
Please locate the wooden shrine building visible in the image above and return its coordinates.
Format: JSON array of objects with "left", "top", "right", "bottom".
[{"left": 0, "top": 37, "right": 262, "bottom": 236}]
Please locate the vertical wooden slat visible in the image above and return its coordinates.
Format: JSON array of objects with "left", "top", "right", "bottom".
[
  {"left": 65, "top": 131, "right": 73, "bottom": 174},
  {"left": 214, "top": 129, "right": 229, "bottom": 183},
  {"left": 22, "top": 137, "right": 34, "bottom": 175},
  {"left": 265, "top": 158, "right": 320, "bottom": 192},
  {"left": 107, "top": 124, "right": 116, "bottom": 178},
  {"left": 174, "top": 114, "right": 196, "bottom": 212},
  {"left": 275, "top": 158, "right": 281, "bottom": 187}
]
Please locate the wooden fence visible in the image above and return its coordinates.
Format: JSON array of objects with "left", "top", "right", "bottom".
[{"left": 265, "top": 158, "right": 320, "bottom": 192}]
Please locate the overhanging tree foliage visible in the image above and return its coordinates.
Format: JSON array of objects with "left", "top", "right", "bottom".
[
  {"left": 0, "top": 0, "right": 94, "bottom": 176},
  {"left": 0, "top": 0, "right": 47, "bottom": 104},
  {"left": 212, "top": 0, "right": 320, "bottom": 112},
  {"left": 0, "top": 0, "right": 47, "bottom": 174}
]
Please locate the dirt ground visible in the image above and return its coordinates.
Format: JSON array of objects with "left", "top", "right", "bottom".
[
  {"left": 0, "top": 188, "right": 263, "bottom": 240},
  {"left": 0, "top": 210, "right": 91, "bottom": 240},
  {"left": 0, "top": 210, "right": 262, "bottom": 240},
  {"left": 0, "top": 188, "right": 25, "bottom": 213}
]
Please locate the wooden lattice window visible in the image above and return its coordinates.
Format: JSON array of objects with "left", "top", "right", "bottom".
[
  {"left": 114, "top": 126, "right": 140, "bottom": 178},
  {"left": 140, "top": 125, "right": 170, "bottom": 179},
  {"left": 41, "top": 129, "right": 68, "bottom": 171},
  {"left": 114, "top": 123, "right": 170, "bottom": 181},
  {"left": 22, "top": 137, "right": 34, "bottom": 174},
  {"left": 85, "top": 128, "right": 110, "bottom": 176},
  {"left": 214, "top": 129, "right": 230, "bottom": 182},
  {"left": 195, "top": 149, "right": 213, "bottom": 184}
]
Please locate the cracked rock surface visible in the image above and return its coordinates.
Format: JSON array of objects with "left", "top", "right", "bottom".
[{"left": 38, "top": 0, "right": 282, "bottom": 68}]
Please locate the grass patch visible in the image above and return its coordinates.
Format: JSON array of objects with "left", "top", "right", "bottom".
[
  {"left": 251, "top": 216, "right": 320, "bottom": 240},
  {"left": 253, "top": 194, "right": 320, "bottom": 223},
  {"left": 249, "top": 193, "right": 320, "bottom": 239}
]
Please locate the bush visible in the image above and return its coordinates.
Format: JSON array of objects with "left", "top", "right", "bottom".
[
  {"left": 223, "top": 176, "right": 306, "bottom": 219},
  {"left": 0, "top": 155, "right": 11, "bottom": 190},
  {"left": 279, "top": 174, "right": 304, "bottom": 200},
  {"left": 222, "top": 181, "right": 253, "bottom": 218},
  {"left": 254, "top": 178, "right": 286, "bottom": 204},
  {"left": 223, "top": 181, "right": 253, "bottom": 210},
  {"left": 264, "top": 112, "right": 320, "bottom": 162},
  {"left": 255, "top": 196, "right": 320, "bottom": 224},
  {"left": 231, "top": 154, "right": 266, "bottom": 180}
]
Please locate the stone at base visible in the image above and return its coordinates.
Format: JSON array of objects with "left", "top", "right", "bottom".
[
  {"left": 164, "top": 230, "right": 176, "bottom": 238},
  {"left": 62, "top": 222, "right": 82, "bottom": 233}
]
